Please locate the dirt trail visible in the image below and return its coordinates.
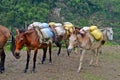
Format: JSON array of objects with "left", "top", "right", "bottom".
[{"left": 0, "top": 46, "right": 120, "bottom": 80}]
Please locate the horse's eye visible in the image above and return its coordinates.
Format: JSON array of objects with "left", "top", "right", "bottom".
[
  {"left": 20, "top": 38, "right": 23, "bottom": 41},
  {"left": 74, "top": 40, "right": 77, "bottom": 42}
]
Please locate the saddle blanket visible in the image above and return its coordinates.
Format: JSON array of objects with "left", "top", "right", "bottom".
[
  {"left": 41, "top": 28, "right": 53, "bottom": 39},
  {"left": 64, "top": 22, "right": 74, "bottom": 34},
  {"left": 28, "top": 22, "right": 49, "bottom": 30},
  {"left": 55, "top": 26, "right": 65, "bottom": 36},
  {"left": 90, "top": 29, "right": 103, "bottom": 41}
]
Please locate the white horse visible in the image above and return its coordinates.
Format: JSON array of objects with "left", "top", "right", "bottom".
[
  {"left": 100, "top": 27, "right": 113, "bottom": 41},
  {"left": 67, "top": 27, "right": 113, "bottom": 72}
]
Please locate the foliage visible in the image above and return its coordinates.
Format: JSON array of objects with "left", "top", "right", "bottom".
[
  {"left": 0, "top": 0, "right": 120, "bottom": 44},
  {"left": 5, "top": 44, "right": 26, "bottom": 51}
]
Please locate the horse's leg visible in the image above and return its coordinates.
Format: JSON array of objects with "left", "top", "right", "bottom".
[
  {"left": 89, "top": 50, "right": 95, "bottom": 66},
  {"left": 95, "top": 49, "right": 99, "bottom": 66},
  {"left": 41, "top": 48, "right": 47, "bottom": 64},
  {"left": 74, "top": 47, "right": 78, "bottom": 54},
  {"left": 0, "top": 60, "right": 2, "bottom": 73},
  {"left": 24, "top": 49, "right": 31, "bottom": 73},
  {"left": 57, "top": 43, "right": 62, "bottom": 56},
  {"left": 77, "top": 49, "right": 86, "bottom": 72},
  {"left": 89, "top": 49, "right": 99, "bottom": 66},
  {"left": 64, "top": 40, "right": 70, "bottom": 56},
  {"left": 0, "top": 52, "right": 1, "bottom": 73},
  {"left": 99, "top": 47, "right": 103, "bottom": 54},
  {"left": 1, "top": 50, "right": 5, "bottom": 72},
  {"left": 32, "top": 49, "right": 38, "bottom": 72},
  {"left": 49, "top": 43, "right": 52, "bottom": 63},
  {"left": 0, "top": 49, "right": 5, "bottom": 73},
  {"left": 54, "top": 40, "right": 61, "bottom": 56}
]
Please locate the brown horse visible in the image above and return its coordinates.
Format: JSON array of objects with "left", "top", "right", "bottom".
[
  {"left": 13, "top": 28, "right": 52, "bottom": 73},
  {"left": 0, "top": 25, "right": 15, "bottom": 73},
  {"left": 67, "top": 27, "right": 113, "bottom": 72}
]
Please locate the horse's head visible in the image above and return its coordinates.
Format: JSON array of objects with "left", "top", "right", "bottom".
[
  {"left": 102, "top": 27, "right": 113, "bottom": 41},
  {"left": 67, "top": 29, "right": 80, "bottom": 53},
  {"left": 106, "top": 27, "right": 113, "bottom": 41},
  {"left": 14, "top": 29, "right": 26, "bottom": 59}
]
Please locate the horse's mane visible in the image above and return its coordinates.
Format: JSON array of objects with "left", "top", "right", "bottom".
[
  {"left": 74, "top": 26, "right": 81, "bottom": 30},
  {"left": 74, "top": 28, "right": 86, "bottom": 37},
  {"left": 19, "top": 29, "right": 26, "bottom": 33}
]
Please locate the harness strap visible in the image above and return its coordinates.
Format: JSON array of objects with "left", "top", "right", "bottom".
[{"left": 34, "top": 27, "right": 45, "bottom": 43}]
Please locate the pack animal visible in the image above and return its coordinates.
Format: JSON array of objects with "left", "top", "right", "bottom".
[
  {"left": 49, "top": 22, "right": 75, "bottom": 56},
  {"left": 67, "top": 27, "right": 113, "bottom": 72},
  {"left": 14, "top": 28, "right": 52, "bottom": 73},
  {"left": 0, "top": 25, "right": 15, "bottom": 73}
]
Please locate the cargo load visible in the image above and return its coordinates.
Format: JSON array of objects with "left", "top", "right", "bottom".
[
  {"left": 64, "top": 22, "right": 74, "bottom": 34},
  {"left": 89, "top": 26, "right": 103, "bottom": 41}
]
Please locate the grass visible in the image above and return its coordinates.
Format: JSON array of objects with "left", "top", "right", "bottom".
[
  {"left": 102, "top": 51, "right": 120, "bottom": 62},
  {"left": 4, "top": 41, "right": 119, "bottom": 52},
  {"left": 5, "top": 44, "right": 26, "bottom": 52},
  {"left": 104, "top": 41, "right": 119, "bottom": 46},
  {"left": 81, "top": 72, "right": 105, "bottom": 80}
]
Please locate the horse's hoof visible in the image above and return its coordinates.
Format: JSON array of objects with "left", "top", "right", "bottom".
[
  {"left": 38, "top": 62, "right": 42, "bottom": 64},
  {"left": 0, "top": 68, "right": 4, "bottom": 73},
  {"left": 77, "top": 67, "right": 83, "bottom": 72},
  {"left": 0, "top": 70, "right": 4, "bottom": 73},
  {"left": 49, "top": 62, "right": 52, "bottom": 64},
  {"left": 67, "top": 53, "right": 70, "bottom": 56},
  {"left": 41, "top": 60, "right": 44, "bottom": 64},
  {"left": 31, "top": 69, "right": 36, "bottom": 73},
  {"left": 57, "top": 53, "right": 60, "bottom": 56},
  {"left": 77, "top": 70, "right": 80, "bottom": 73},
  {"left": 89, "top": 64, "right": 93, "bottom": 67},
  {"left": 24, "top": 70, "right": 27, "bottom": 73},
  {"left": 41, "top": 62, "right": 44, "bottom": 64},
  {"left": 94, "top": 64, "right": 101, "bottom": 67},
  {"left": 1, "top": 67, "right": 5, "bottom": 71}
]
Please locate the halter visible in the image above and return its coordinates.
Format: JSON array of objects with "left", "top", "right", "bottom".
[{"left": 101, "top": 27, "right": 113, "bottom": 41}]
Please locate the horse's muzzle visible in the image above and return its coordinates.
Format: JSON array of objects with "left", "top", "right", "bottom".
[
  {"left": 14, "top": 52, "right": 20, "bottom": 59},
  {"left": 67, "top": 49, "right": 72, "bottom": 53}
]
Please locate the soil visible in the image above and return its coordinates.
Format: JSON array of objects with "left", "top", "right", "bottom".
[{"left": 0, "top": 46, "right": 120, "bottom": 80}]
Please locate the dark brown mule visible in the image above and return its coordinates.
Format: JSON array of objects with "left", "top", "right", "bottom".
[
  {"left": 54, "top": 30, "right": 70, "bottom": 56},
  {"left": 0, "top": 25, "right": 15, "bottom": 73},
  {"left": 54, "top": 26, "right": 80, "bottom": 56},
  {"left": 49, "top": 23, "right": 76, "bottom": 56},
  {"left": 14, "top": 28, "right": 52, "bottom": 73}
]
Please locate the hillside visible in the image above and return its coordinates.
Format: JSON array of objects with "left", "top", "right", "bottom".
[{"left": 0, "top": 0, "right": 120, "bottom": 43}]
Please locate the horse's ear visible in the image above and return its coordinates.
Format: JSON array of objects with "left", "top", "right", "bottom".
[
  {"left": 75, "top": 29, "right": 80, "bottom": 34},
  {"left": 24, "top": 30, "right": 33, "bottom": 34},
  {"left": 74, "top": 26, "right": 81, "bottom": 30},
  {"left": 73, "top": 30, "right": 76, "bottom": 34},
  {"left": 15, "top": 28, "right": 19, "bottom": 35}
]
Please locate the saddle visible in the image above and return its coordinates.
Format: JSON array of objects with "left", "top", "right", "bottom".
[
  {"left": 89, "top": 26, "right": 103, "bottom": 41},
  {"left": 49, "top": 22, "right": 65, "bottom": 36},
  {"left": 79, "top": 26, "right": 103, "bottom": 42},
  {"left": 63, "top": 22, "right": 74, "bottom": 35},
  {"left": 34, "top": 23, "right": 53, "bottom": 44},
  {"left": 54, "top": 23, "right": 65, "bottom": 36}
]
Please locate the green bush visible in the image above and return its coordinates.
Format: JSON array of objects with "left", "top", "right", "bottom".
[{"left": 5, "top": 44, "right": 26, "bottom": 52}]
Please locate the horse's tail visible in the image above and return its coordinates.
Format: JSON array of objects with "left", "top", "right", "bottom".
[
  {"left": 10, "top": 32, "right": 16, "bottom": 56},
  {"left": 101, "top": 40, "right": 105, "bottom": 45}
]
